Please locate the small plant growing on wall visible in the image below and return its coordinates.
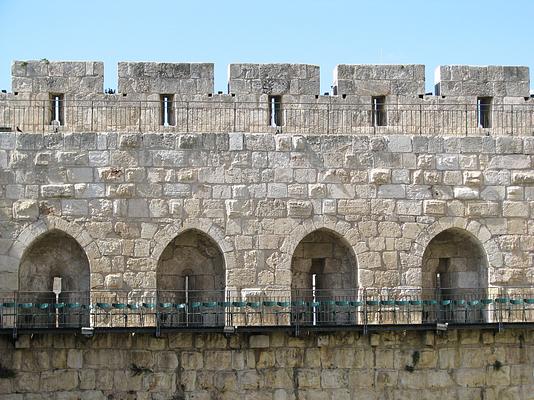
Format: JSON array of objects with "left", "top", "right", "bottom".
[
  {"left": 129, "top": 363, "right": 153, "bottom": 376},
  {"left": 0, "top": 363, "right": 16, "bottom": 379},
  {"left": 404, "top": 350, "right": 420, "bottom": 373},
  {"left": 493, "top": 360, "right": 503, "bottom": 371}
]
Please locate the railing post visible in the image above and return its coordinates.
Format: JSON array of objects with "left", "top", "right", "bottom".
[
  {"left": 186, "top": 101, "right": 190, "bottom": 133},
  {"left": 42, "top": 99, "right": 47, "bottom": 133},
  {"left": 326, "top": 103, "right": 330, "bottom": 134},
  {"left": 13, "top": 290, "right": 18, "bottom": 338},
  {"left": 419, "top": 104, "right": 422, "bottom": 135},
  {"left": 510, "top": 104, "right": 514, "bottom": 134},
  {"left": 233, "top": 102, "right": 237, "bottom": 132},
  {"left": 138, "top": 101, "right": 142, "bottom": 133},
  {"left": 363, "top": 288, "right": 368, "bottom": 335},
  {"left": 465, "top": 104, "right": 468, "bottom": 135}
]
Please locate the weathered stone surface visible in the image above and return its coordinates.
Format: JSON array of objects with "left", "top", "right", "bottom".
[
  {"left": 41, "top": 184, "right": 74, "bottom": 198},
  {"left": 287, "top": 200, "right": 313, "bottom": 217},
  {"left": 334, "top": 64, "right": 425, "bottom": 95},
  {"left": 12, "top": 199, "right": 38, "bottom": 219},
  {"left": 436, "top": 65, "right": 530, "bottom": 97},
  {"left": 118, "top": 62, "right": 214, "bottom": 94},
  {"left": 12, "top": 60, "right": 104, "bottom": 93},
  {"left": 229, "top": 63, "right": 319, "bottom": 95}
]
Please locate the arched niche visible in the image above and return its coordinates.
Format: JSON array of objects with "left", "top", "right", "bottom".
[
  {"left": 18, "top": 230, "right": 90, "bottom": 327},
  {"left": 156, "top": 229, "right": 225, "bottom": 303},
  {"left": 422, "top": 228, "right": 488, "bottom": 322},
  {"left": 291, "top": 229, "right": 358, "bottom": 297}
]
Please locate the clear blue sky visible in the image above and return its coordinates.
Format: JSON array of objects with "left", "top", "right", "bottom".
[{"left": 1, "top": 0, "right": 533, "bottom": 94}]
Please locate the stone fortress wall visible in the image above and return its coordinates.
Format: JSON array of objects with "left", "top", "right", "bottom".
[
  {"left": 1, "top": 329, "right": 533, "bottom": 400},
  {"left": 0, "top": 60, "right": 534, "bottom": 399},
  {"left": 0, "top": 60, "right": 533, "bottom": 296}
]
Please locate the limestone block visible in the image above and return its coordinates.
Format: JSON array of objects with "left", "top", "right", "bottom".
[
  {"left": 334, "top": 64, "right": 425, "bottom": 96},
  {"left": 308, "top": 184, "right": 326, "bottom": 198},
  {"left": 338, "top": 199, "right": 369, "bottom": 215},
  {"left": 249, "top": 335, "right": 270, "bottom": 348},
  {"left": 40, "top": 370, "right": 79, "bottom": 391},
  {"left": 489, "top": 155, "right": 530, "bottom": 169},
  {"left": 502, "top": 201, "right": 529, "bottom": 217},
  {"left": 423, "top": 200, "right": 446, "bottom": 215},
  {"left": 74, "top": 183, "right": 105, "bottom": 198},
  {"left": 396, "top": 200, "right": 421, "bottom": 215},
  {"left": 228, "top": 63, "right": 319, "bottom": 95},
  {"left": 369, "top": 169, "right": 391, "bottom": 184},
  {"left": 436, "top": 65, "right": 530, "bottom": 97},
  {"left": 67, "top": 349, "right": 83, "bottom": 369},
  {"left": 287, "top": 200, "right": 313, "bottom": 217},
  {"left": 506, "top": 186, "right": 523, "bottom": 201},
  {"left": 12, "top": 199, "right": 39, "bottom": 220},
  {"left": 464, "top": 171, "right": 483, "bottom": 186},
  {"left": 454, "top": 187, "right": 479, "bottom": 199},
  {"left": 453, "top": 368, "right": 486, "bottom": 387},
  {"left": 178, "top": 134, "right": 201, "bottom": 149},
  {"left": 156, "top": 352, "right": 179, "bottom": 370},
  {"left": 496, "top": 137, "right": 523, "bottom": 154},
  {"left": 392, "top": 169, "right": 410, "bottom": 184},
  {"left": 12, "top": 60, "right": 104, "bottom": 93},
  {"left": 119, "top": 133, "right": 141, "bottom": 149},
  {"left": 467, "top": 202, "right": 499, "bottom": 217},
  {"left": 41, "top": 184, "right": 74, "bottom": 198},
  {"left": 229, "top": 132, "right": 244, "bottom": 151},
  {"left": 149, "top": 199, "right": 169, "bottom": 217},
  {"left": 118, "top": 62, "right": 214, "bottom": 94},
  {"left": 104, "top": 274, "right": 123, "bottom": 289},
  {"left": 268, "top": 183, "right": 288, "bottom": 198},
  {"left": 61, "top": 199, "right": 89, "bottom": 216},
  {"left": 511, "top": 171, "right": 534, "bottom": 185},
  {"left": 377, "top": 185, "right": 405, "bottom": 199},
  {"left": 436, "top": 155, "right": 459, "bottom": 170},
  {"left": 296, "top": 369, "right": 321, "bottom": 388},
  {"left": 275, "top": 135, "right": 292, "bottom": 151},
  {"left": 387, "top": 136, "right": 412, "bottom": 153},
  {"left": 322, "top": 199, "right": 336, "bottom": 215}
]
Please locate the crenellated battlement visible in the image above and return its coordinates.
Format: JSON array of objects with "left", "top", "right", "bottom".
[
  {"left": 117, "top": 62, "right": 214, "bottom": 95},
  {"left": 8, "top": 60, "right": 532, "bottom": 98},
  {"left": 11, "top": 60, "right": 104, "bottom": 94},
  {"left": 1, "top": 60, "right": 533, "bottom": 135}
]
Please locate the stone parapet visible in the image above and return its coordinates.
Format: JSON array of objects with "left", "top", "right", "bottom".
[
  {"left": 435, "top": 65, "right": 530, "bottom": 97},
  {"left": 11, "top": 60, "right": 104, "bottom": 94},
  {"left": 333, "top": 64, "right": 425, "bottom": 96},
  {"left": 228, "top": 63, "right": 320, "bottom": 95},
  {"left": 117, "top": 62, "right": 214, "bottom": 94}
]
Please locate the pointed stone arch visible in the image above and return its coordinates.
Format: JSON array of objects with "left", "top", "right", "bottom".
[
  {"left": 151, "top": 220, "right": 235, "bottom": 275},
  {"left": 410, "top": 217, "right": 498, "bottom": 289},
  {"left": 4, "top": 216, "right": 99, "bottom": 291},
  {"left": 14, "top": 219, "right": 94, "bottom": 327},
  {"left": 153, "top": 222, "right": 230, "bottom": 304},
  {"left": 422, "top": 228, "right": 488, "bottom": 289},
  {"left": 282, "top": 216, "right": 361, "bottom": 292}
]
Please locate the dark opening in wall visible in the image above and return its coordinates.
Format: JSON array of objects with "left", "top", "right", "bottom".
[
  {"left": 49, "top": 93, "right": 64, "bottom": 126},
  {"left": 160, "top": 94, "right": 174, "bottom": 126},
  {"left": 268, "top": 95, "right": 282, "bottom": 127},
  {"left": 477, "top": 97, "right": 492, "bottom": 128},
  {"left": 372, "top": 96, "right": 386, "bottom": 127}
]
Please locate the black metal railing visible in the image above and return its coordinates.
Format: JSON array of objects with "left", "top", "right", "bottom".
[
  {"left": 0, "top": 99, "right": 532, "bottom": 135},
  {"left": 2, "top": 287, "right": 534, "bottom": 331}
]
